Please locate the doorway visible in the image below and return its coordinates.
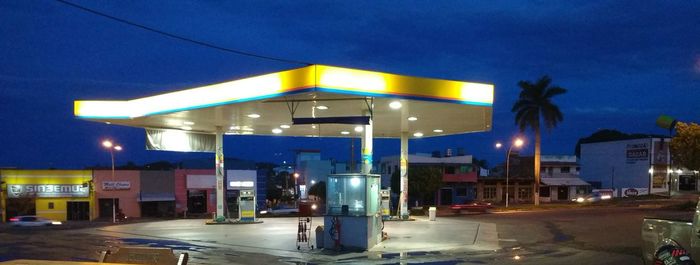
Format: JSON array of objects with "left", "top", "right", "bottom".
[
  {"left": 557, "top": 186, "right": 569, "bottom": 201},
  {"left": 98, "top": 198, "right": 119, "bottom": 219},
  {"left": 67, "top": 201, "right": 90, "bottom": 220},
  {"left": 440, "top": 188, "right": 453, "bottom": 205},
  {"left": 187, "top": 190, "right": 207, "bottom": 214}
]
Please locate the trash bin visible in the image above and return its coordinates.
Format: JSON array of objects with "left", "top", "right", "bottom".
[
  {"left": 429, "top": 207, "right": 436, "bottom": 221},
  {"left": 315, "top": 225, "right": 324, "bottom": 249}
]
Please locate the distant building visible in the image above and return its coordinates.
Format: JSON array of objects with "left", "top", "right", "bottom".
[
  {"left": 379, "top": 152, "right": 477, "bottom": 206},
  {"left": 478, "top": 154, "right": 589, "bottom": 203},
  {"left": 580, "top": 137, "right": 678, "bottom": 196}
]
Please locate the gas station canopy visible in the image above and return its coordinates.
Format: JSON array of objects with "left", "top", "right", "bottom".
[{"left": 74, "top": 65, "right": 493, "bottom": 138}]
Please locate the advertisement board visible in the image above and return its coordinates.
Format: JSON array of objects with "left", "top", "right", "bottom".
[
  {"left": 626, "top": 143, "right": 649, "bottom": 164},
  {"left": 102, "top": 181, "right": 131, "bottom": 190},
  {"left": 621, "top": 188, "right": 649, "bottom": 197}
]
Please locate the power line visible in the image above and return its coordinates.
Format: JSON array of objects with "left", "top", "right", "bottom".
[{"left": 53, "top": 0, "right": 312, "bottom": 66}]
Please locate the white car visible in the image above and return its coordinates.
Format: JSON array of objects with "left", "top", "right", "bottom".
[{"left": 9, "top": 216, "right": 62, "bottom": 227}]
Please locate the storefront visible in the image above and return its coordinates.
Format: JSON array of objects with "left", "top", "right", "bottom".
[
  {"left": 174, "top": 169, "right": 216, "bottom": 217},
  {"left": 1, "top": 170, "right": 94, "bottom": 221},
  {"left": 94, "top": 170, "right": 141, "bottom": 219},
  {"left": 139, "top": 171, "right": 176, "bottom": 217}
]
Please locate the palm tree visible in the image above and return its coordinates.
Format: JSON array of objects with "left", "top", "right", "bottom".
[{"left": 511, "top": 75, "right": 567, "bottom": 205}]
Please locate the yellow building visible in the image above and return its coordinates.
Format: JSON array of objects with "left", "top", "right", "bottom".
[{"left": 1, "top": 170, "right": 95, "bottom": 222}]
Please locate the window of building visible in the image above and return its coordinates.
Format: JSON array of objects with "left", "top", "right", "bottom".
[
  {"left": 460, "top": 165, "right": 473, "bottom": 173},
  {"left": 547, "top": 167, "right": 553, "bottom": 175},
  {"left": 394, "top": 165, "right": 399, "bottom": 175},
  {"left": 48, "top": 202, "right": 54, "bottom": 209},
  {"left": 456, "top": 187, "right": 468, "bottom": 196},
  {"left": 483, "top": 187, "right": 496, "bottom": 200},
  {"left": 561, "top": 167, "right": 571, "bottom": 173},
  {"left": 445, "top": 166, "right": 456, "bottom": 174},
  {"left": 539, "top": 187, "right": 550, "bottom": 197},
  {"left": 519, "top": 188, "right": 532, "bottom": 199}
]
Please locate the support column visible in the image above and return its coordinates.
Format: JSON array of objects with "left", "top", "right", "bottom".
[
  {"left": 215, "top": 127, "right": 225, "bottom": 221},
  {"left": 361, "top": 114, "right": 373, "bottom": 174},
  {"left": 399, "top": 131, "right": 409, "bottom": 219}
]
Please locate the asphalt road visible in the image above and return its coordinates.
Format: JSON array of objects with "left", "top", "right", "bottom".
[{"left": 0, "top": 206, "right": 694, "bottom": 264}]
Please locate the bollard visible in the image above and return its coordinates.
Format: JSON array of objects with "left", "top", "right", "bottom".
[{"left": 429, "top": 207, "right": 436, "bottom": 221}]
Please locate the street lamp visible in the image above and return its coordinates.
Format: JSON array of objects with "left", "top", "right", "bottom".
[
  {"left": 102, "top": 139, "right": 122, "bottom": 223},
  {"left": 496, "top": 138, "right": 524, "bottom": 208}
]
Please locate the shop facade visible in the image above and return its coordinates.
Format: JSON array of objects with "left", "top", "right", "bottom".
[
  {"left": 174, "top": 169, "right": 216, "bottom": 217},
  {"left": 139, "top": 171, "right": 176, "bottom": 217},
  {"left": 94, "top": 170, "right": 141, "bottom": 219},
  {"left": 1, "top": 170, "right": 94, "bottom": 222}
]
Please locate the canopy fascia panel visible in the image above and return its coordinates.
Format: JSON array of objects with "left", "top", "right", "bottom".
[
  {"left": 74, "top": 65, "right": 493, "bottom": 119},
  {"left": 74, "top": 65, "right": 494, "bottom": 139}
]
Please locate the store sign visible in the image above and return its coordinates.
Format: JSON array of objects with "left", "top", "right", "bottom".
[
  {"left": 622, "top": 188, "right": 649, "bottom": 197},
  {"left": 626, "top": 143, "right": 649, "bottom": 164},
  {"left": 7, "top": 184, "right": 89, "bottom": 198},
  {"left": 102, "top": 181, "right": 131, "bottom": 190}
]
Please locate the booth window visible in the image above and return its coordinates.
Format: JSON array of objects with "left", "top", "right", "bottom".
[{"left": 48, "top": 202, "right": 54, "bottom": 209}]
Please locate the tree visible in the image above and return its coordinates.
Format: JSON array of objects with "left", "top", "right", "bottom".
[
  {"left": 407, "top": 166, "right": 443, "bottom": 205},
  {"left": 670, "top": 122, "right": 700, "bottom": 171},
  {"left": 511, "top": 75, "right": 567, "bottom": 205},
  {"left": 308, "top": 181, "right": 326, "bottom": 202}
]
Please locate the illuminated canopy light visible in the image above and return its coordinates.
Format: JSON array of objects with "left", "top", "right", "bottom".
[
  {"left": 181, "top": 126, "right": 192, "bottom": 130},
  {"left": 389, "top": 101, "right": 402, "bottom": 109},
  {"left": 247, "top": 114, "right": 261, "bottom": 118},
  {"left": 183, "top": 121, "right": 194, "bottom": 125},
  {"left": 242, "top": 131, "right": 253, "bottom": 135},
  {"left": 272, "top": 128, "right": 283, "bottom": 134},
  {"left": 408, "top": 117, "right": 418, "bottom": 121},
  {"left": 316, "top": 105, "right": 329, "bottom": 110},
  {"left": 354, "top": 126, "right": 364, "bottom": 132},
  {"left": 280, "top": 125, "right": 291, "bottom": 129},
  {"left": 341, "top": 131, "right": 350, "bottom": 135},
  {"left": 74, "top": 65, "right": 493, "bottom": 119},
  {"left": 413, "top": 132, "right": 424, "bottom": 137},
  {"left": 433, "top": 129, "right": 443, "bottom": 133}
]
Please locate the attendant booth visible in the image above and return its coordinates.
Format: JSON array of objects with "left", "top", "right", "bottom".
[{"left": 324, "top": 174, "right": 382, "bottom": 249}]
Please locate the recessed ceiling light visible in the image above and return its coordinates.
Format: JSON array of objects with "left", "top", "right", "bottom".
[
  {"left": 105, "top": 122, "right": 111, "bottom": 125},
  {"left": 241, "top": 131, "right": 254, "bottom": 135},
  {"left": 312, "top": 125, "right": 317, "bottom": 129},
  {"left": 247, "top": 114, "right": 261, "bottom": 118},
  {"left": 241, "top": 127, "right": 254, "bottom": 131},
  {"left": 413, "top": 132, "right": 424, "bottom": 137},
  {"left": 280, "top": 125, "right": 291, "bottom": 129},
  {"left": 272, "top": 128, "right": 283, "bottom": 134},
  {"left": 181, "top": 126, "right": 192, "bottom": 131},
  {"left": 225, "top": 132, "right": 240, "bottom": 135},
  {"left": 316, "top": 105, "right": 328, "bottom": 110},
  {"left": 389, "top": 101, "right": 402, "bottom": 109},
  {"left": 341, "top": 131, "right": 350, "bottom": 135},
  {"left": 408, "top": 117, "right": 418, "bottom": 121},
  {"left": 354, "top": 126, "right": 364, "bottom": 132},
  {"left": 183, "top": 121, "right": 194, "bottom": 125},
  {"left": 230, "top": 126, "right": 240, "bottom": 130},
  {"left": 433, "top": 129, "right": 444, "bottom": 133}
]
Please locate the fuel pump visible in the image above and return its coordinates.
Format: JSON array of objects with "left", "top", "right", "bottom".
[
  {"left": 380, "top": 188, "right": 391, "bottom": 220},
  {"left": 238, "top": 189, "right": 256, "bottom": 222}
]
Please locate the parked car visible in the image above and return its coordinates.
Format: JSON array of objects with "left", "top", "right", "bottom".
[
  {"left": 571, "top": 191, "right": 611, "bottom": 203},
  {"left": 9, "top": 216, "right": 62, "bottom": 227},
  {"left": 641, "top": 199, "right": 698, "bottom": 264},
  {"left": 267, "top": 205, "right": 299, "bottom": 215},
  {"left": 450, "top": 201, "right": 493, "bottom": 213}
]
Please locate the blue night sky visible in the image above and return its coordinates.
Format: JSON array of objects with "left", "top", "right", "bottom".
[{"left": 1, "top": 1, "right": 698, "bottom": 169}]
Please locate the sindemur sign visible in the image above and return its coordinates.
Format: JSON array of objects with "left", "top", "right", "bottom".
[
  {"left": 626, "top": 143, "right": 649, "bottom": 164},
  {"left": 7, "top": 184, "right": 89, "bottom": 198}
]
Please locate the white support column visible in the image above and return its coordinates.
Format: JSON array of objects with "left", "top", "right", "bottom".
[
  {"left": 215, "top": 127, "right": 225, "bottom": 221},
  {"left": 399, "top": 131, "right": 409, "bottom": 219},
  {"left": 361, "top": 114, "right": 373, "bottom": 174}
]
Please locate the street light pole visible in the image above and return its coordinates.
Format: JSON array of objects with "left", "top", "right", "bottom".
[
  {"left": 497, "top": 138, "right": 524, "bottom": 208},
  {"left": 102, "top": 140, "right": 122, "bottom": 223}
]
